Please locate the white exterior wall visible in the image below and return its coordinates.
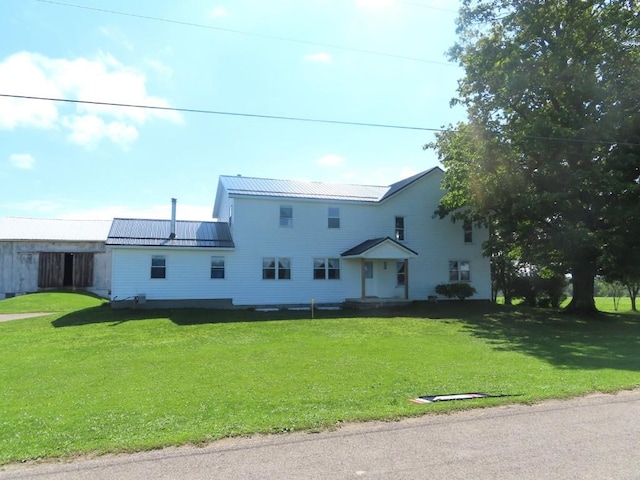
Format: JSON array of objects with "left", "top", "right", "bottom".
[
  {"left": 0, "top": 241, "right": 111, "bottom": 299},
  {"left": 109, "top": 171, "right": 491, "bottom": 305},
  {"left": 110, "top": 247, "right": 236, "bottom": 301}
]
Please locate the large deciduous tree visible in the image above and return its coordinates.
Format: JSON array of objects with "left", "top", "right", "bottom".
[{"left": 431, "top": 0, "right": 640, "bottom": 314}]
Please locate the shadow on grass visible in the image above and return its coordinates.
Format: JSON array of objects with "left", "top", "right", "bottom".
[
  {"left": 52, "top": 302, "right": 640, "bottom": 371},
  {"left": 51, "top": 301, "right": 497, "bottom": 327},
  {"left": 460, "top": 305, "right": 640, "bottom": 371}
]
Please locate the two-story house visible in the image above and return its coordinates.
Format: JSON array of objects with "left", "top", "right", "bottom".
[{"left": 106, "top": 167, "right": 490, "bottom": 308}]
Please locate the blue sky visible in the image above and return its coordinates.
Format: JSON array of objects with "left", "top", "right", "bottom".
[{"left": 1, "top": 0, "right": 465, "bottom": 221}]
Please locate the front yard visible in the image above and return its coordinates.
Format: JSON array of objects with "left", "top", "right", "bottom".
[{"left": 1, "top": 293, "right": 639, "bottom": 464}]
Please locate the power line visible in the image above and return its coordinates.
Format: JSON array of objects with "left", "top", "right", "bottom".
[
  {"left": 3, "top": 93, "right": 638, "bottom": 147},
  {"left": 0, "top": 93, "right": 445, "bottom": 132},
  {"left": 35, "top": 0, "right": 454, "bottom": 66}
]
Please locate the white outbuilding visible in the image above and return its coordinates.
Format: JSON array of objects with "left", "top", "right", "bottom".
[{"left": 0, "top": 217, "right": 112, "bottom": 299}]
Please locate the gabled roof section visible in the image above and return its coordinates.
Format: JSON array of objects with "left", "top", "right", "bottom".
[
  {"left": 341, "top": 237, "right": 418, "bottom": 258},
  {"left": 106, "top": 219, "right": 234, "bottom": 248},
  {"left": 214, "top": 167, "right": 442, "bottom": 213},
  {"left": 0, "top": 217, "right": 112, "bottom": 241}
]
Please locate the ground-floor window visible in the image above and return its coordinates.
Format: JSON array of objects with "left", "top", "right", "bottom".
[
  {"left": 396, "top": 261, "right": 406, "bottom": 286},
  {"left": 314, "top": 258, "right": 340, "bottom": 279},
  {"left": 449, "top": 260, "right": 470, "bottom": 282},
  {"left": 211, "top": 256, "right": 225, "bottom": 279},
  {"left": 263, "top": 257, "right": 291, "bottom": 279},
  {"left": 151, "top": 255, "right": 166, "bottom": 279}
]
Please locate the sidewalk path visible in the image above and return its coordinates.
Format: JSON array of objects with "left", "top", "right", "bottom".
[
  {"left": 1, "top": 390, "right": 639, "bottom": 479},
  {"left": 0, "top": 313, "right": 54, "bottom": 322}
]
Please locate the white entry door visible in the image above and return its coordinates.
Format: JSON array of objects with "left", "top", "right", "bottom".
[{"left": 364, "top": 261, "right": 377, "bottom": 297}]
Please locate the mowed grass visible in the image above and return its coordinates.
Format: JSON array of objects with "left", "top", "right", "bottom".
[{"left": 1, "top": 293, "right": 639, "bottom": 464}]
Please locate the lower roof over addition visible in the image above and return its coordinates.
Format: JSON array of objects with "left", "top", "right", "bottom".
[{"left": 106, "top": 218, "right": 235, "bottom": 248}]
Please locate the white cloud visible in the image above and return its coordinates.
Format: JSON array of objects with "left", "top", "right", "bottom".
[
  {"left": 317, "top": 154, "right": 345, "bottom": 167},
  {"left": 9, "top": 153, "right": 35, "bottom": 170},
  {"left": 63, "top": 115, "right": 139, "bottom": 148},
  {"left": 208, "top": 6, "right": 228, "bottom": 18},
  {"left": 304, "top": 52, "right": 332, "bottom": 64},
  {"left": 0, "top": 51, "right": 181, "bottom": 147}
]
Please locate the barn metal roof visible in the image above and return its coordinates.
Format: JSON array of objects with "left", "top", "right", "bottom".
[
  {"left": 0, "top": 217, "right": 112, "bottom": 241},
  {"left": 106, "top": 218, "right": 234, "bottom": 248},
  {"left": 218, "top": 167, "right": 441, "bottom": 203}
]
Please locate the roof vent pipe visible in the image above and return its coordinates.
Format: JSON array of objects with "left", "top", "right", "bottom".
[{"left": 170, "top": 198, "right": 177, "bottom": 239}]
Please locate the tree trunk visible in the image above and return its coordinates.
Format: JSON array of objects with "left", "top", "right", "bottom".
[
  {"left": 628, "top": 284, "right": 638, "bottom": 312},
  {"left": 565, "top": 262, "right": 598, "bottom": 315}
]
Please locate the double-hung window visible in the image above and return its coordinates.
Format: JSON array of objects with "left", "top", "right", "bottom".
[
  {"left": 449, "top": 260, "right": 470, "bottom": 282},
  {"left": 395, "top": 216, "right": 405, "bottom": 241},
  {"left": 211, "top": 256, "right": 225, "bottom": 279},
  {"left": 463, "top": 220, "right": 473, "bottom": 243},
  {"left": 328, "top": 208, "right": 340, "bottom": 229},
  {"left": 263, "top": 257, "right": 291, "bottom": 279},
  {"left": 280, "top": 206, "right": 293, "bottom": 227},
  {"left": 151, "top": 255, "right": 166, "bottom": 279},
  {"left": 314, "top": 258, "right": 340, "bottom": 279}
]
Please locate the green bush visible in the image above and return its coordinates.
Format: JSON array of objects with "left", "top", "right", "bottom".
[{"left": 435, "top": 282, "right": 477, "bottom": 301}]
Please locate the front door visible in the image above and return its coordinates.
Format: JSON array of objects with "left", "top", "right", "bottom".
[{"left": 364, "top": 261, "right": 377, "bottom": 297}]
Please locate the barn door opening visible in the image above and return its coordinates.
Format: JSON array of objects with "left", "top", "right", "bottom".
[
  {"left": 63, "top": 253, "right": 74, "bottom": 286},
  {"left": 38, "top": 252, "right": 94, "bottom": 289}
]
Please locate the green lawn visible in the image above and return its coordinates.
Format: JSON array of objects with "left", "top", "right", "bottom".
[{"left": 1, "top": 292, "right": 639, "bottom": 464}]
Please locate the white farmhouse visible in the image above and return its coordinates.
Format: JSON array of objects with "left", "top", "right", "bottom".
[{"left": 107, "top": 167, "right": 491, "bottom": 308}]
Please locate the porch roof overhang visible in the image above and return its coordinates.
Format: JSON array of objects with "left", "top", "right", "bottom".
[{"left": 340, "top": 237, "right": 418, "bottom": 259}]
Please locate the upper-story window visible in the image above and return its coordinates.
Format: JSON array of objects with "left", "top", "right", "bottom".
[
  {"left": 463, "top": 220, "right": 473, "bottom": 243},
  {"left": 151, "top": 255, "right": 166, "bottom": 279},
  {"left": 228, "top": 204, "right": 233, "bottom": 229},
  {"left": 280, "top": 206, "right": 293, "bottom": 227},
  {"left": 328, "top": 207, "right": 340, "bottom": 229},
  {"left": 395, "top": 216, "right": 405, "bottom": 241}
]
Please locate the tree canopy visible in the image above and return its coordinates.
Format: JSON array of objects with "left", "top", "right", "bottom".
[{"left": 430, "top": 0, "right": 640, "bottom": 314}]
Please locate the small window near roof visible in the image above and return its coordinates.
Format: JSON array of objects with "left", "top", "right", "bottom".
[
  {"left": 151, "top": 255, "right": 166, "bottom": 279},
  {"left": 463, "top": 220, "right": 473, "bottom": 243},
  {"left": 280, "top": 206, "right": 293, "bottom": 227},
  {"left": 395, "top": 216, "right": 405, "bottom": 241},
  {"left": 328, "top": 207, "right": 340, "bottom": 229}
]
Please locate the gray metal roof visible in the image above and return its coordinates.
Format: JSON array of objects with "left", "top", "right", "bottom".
[
  {"left": 106, "top": 218, "right": 234, "bottom": 248},
  {"left": 0, "top": 217, "right": 112, "bottom": 241},
  {"left": 341, "top": 237, "right": 419, "bottom": 257},
  {"left": 217, "top": 167, "right": 442, "bottom": 204}
]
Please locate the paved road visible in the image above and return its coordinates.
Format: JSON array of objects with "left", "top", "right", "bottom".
[{"left": 2, "top": 390, "right": 639, "bottom": 480}]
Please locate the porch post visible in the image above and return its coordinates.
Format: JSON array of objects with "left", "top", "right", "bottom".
[
  {"left": 361, "top": 258, "right": 366, "bottom": 298},
  {"left": 404, "top": 259, "right": 409, "bottom": 300}
]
